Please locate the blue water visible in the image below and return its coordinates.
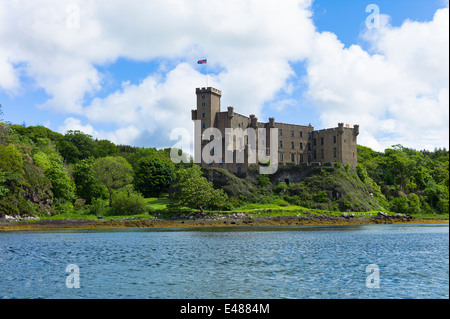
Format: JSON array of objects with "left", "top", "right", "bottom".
[{"left": 0, "top": 223, "right": 448, "bottom": 299}]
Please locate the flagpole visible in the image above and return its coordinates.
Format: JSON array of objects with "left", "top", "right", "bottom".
[
  {"left": 205, "top": 63, "right": 208, "bottom": 87},
  {"left": 197, "top": 59, "right": 208, "bottom": 87}
]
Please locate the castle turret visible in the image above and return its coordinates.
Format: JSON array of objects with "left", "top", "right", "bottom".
[{"left": 193, "top": 87, "right": 222, "bottom": 132}]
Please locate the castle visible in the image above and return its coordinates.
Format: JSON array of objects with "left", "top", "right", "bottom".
[{"left": 191, "top": 87, "right": 359, "bottom": 174}]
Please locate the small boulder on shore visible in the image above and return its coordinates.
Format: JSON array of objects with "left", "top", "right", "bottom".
[{"left": 376, "top": 211, "right": 388, "bottom": 218}]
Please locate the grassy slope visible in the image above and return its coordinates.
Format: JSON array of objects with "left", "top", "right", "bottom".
[{"left": 39, "top": 196, "right": 449, "bottom": 221}]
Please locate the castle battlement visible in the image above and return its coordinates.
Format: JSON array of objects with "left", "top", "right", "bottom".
[{"left": 196, "top": 87, "right": 222, "bottom": 96}]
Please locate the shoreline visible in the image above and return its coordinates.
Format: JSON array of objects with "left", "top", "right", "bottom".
[{"left": 0, "top": 215, "right": 448, "bottom": 232}]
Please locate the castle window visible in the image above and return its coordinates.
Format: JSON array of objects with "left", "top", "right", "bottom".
[
  {"left": 344, "top": 139, "right": 347, "bottom": 143},
  {"left": 308, "top": 132, "right": 311, "bottom": 139},
  {"left": 279, "top": 140, "right": 283, "bottom": 148},
  {"left": 279, "top": 129, "right": 282, "bottom": 136},
  {"left": 334, "top": 148, "right": 337, "bottom": 158},
  {"left": 201, "top": 102, "right": 206, "bottom": 107},
  {"left": 300, "top": 131, "right": 303, "bottom": 138},
  {"left": 313, "top": 138, "right": 316, "bottom": 146},
  {"left": 321, "top": 149, "right": 324, "bottom": 159},
  {"left": 202, "top": 112, "right": 206, "bottom": 118},
  {"left": 313, "top": 150, "right": 317, "bottom": 160},
  {"left": 202, "top": 123, "right": 206, "bottom": 129},
  {"left": 279, "top": 153, "right": 283, "bottom": 162},
  {"left": 300, "top": 142, "right": 303, "bottom": 150},
  {"left": 308, "top": 143, "right": 311, "bottom": 151},
  {"left": 333, "top": 136, "right": 336, "bottom": 143},
  {"left": 291, "top": 130, "right": 294, "bottom": 137},
  {"left": 202, "top": 95, "right": 206, "bottom": 100},
  {"left": 300, "top": 154, "right": 304, "bottom": 162},
  {"left": 291, "top": 141, "right": 294, "bottom": 149},
  {"left": 237, "top": 166, "right": 242, "bottom": 174},
  {"left": 291, "top": 153, "right": 295, "bottom": 162},
  {"left": 321, "top": 137, "right": 324, "bottom": 145}
]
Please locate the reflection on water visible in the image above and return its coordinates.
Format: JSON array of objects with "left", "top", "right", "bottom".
[{"left": 0, "top": 223, "right": 448, "bottom": 299}]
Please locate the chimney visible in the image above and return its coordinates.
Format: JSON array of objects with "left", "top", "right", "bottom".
[{"left": 227, "top": 106, "right": 234, "bottom": 118}]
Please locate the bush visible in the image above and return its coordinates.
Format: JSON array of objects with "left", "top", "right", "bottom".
[
  {"left": 55, "top": 201, "right": 74, "bottom": 215},
  {"left": 111, "top": 189, "right": 147, "bottom": 215},
  {"left": 437, "top": 198, "right": 449, "bottom": 214},
  {"left": 273, "top": 182, "right": 288, "bottom": 194},
  {"left": 390, "top": 196, "right": 409, "bottom": 214},
  {"left": 87, "top": 198, "right": 109, "bottom": 215},
  {"left": 313, "top": 190, "right": 329, "bottom": 203},
  {"left": 257, "top": 175, "right": 271, "bottom": 188}
]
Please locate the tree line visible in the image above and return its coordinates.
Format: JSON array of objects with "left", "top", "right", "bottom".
[{"left": 0, "top": 110, "right": 448, "bottom": 217}]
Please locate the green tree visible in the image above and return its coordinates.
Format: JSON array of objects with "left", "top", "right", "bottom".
[
  {"left": 134, "top": 156, "right": 175, "bottom": 197},
  {"left": 95, "top": 139, "right": 119, "bottom": 158},
  {"left": 383, "top": 146, "right": 414, "bottom": 191},
  {"left": 93, "top": 156, "right": 133, "bottom": 205},
  {"left": 59, "top": 130, "right": 97, "bottom": 163},
  {"left": 72, "top": 158, "right": 107, "bottom": 204},
  {"left": 0, "top": 145, "right": 24, "bottom": 174},
  {"left": 0, "top": 169, "right": 9, "bottom": 198},
  {"left": 171, "top": 165, "right": 228, "bottom": 213},
  {"left": 34, "top": 152, "right": 75, "bottom": 202}
]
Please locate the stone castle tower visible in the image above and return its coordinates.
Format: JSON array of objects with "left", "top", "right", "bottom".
[{"left": 192, "top": 87, "right": 359, "bottom": 174}]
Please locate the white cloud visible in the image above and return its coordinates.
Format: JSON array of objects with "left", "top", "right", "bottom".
[
  {"left": 0, "top": 50, "right": 19, "bottom": 91},
  {"left": 58, "top": 117, "right": 140, "bottom": 145},
  {"left": 305, "top": 7, "right": 449, "bottom": 151},
  {"left": 1, "top": 1, "right": 448, "bottom": 151}
]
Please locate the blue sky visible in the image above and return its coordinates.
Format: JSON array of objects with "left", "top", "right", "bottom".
[{"left": 1, "top": 0, "right": 448, "bottom": 151}]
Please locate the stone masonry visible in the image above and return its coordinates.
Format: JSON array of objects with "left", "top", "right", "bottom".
[{"left": 192, "top": 87, "right": 359, "bottom": 174}]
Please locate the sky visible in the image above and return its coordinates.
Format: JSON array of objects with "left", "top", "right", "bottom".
[{"left": 0, "top": 0, "right": 448, "bottom": 152}]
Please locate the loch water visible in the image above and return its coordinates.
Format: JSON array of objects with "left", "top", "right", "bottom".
[{"left": 0, "top": 223, "right": 448, "bottom": 299}]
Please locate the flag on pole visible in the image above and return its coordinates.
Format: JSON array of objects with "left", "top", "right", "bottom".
[{"left": 197, "top": 59, "right": 207, "bottom": 64}]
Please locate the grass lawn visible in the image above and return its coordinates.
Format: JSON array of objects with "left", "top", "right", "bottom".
[{"left": 38, "top": 196, "right": 448, "bottom": 221}]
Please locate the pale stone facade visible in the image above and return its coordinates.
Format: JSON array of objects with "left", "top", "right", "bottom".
[{"left": 192, "top": 87, "right": 359, "bottom": 174}]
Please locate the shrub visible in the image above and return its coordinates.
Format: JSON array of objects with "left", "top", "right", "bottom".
[
  {"left": 87, "top": 198, "right": 109, "bottom": 215},
  {"left": 55, "top": 201, "right": 74, "bottom": 215},
  {"left": 390, "top": 196, "right": 410, "bottom": 214},
  {"left": 313, "top": 190, "right": 328, "bottom": 203},
  {"left": 437, "top": 198, "right": 449, "bottom": 214},
  {"left": 274, "top": 182, "right": 288, "bottom": 194},
  {"left": 111, "top": 189, "right": 147, "bottom": 215}
]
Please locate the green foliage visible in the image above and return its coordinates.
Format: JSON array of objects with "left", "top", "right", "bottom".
[
  {"left": 93, "top": 156, "right": 133, "bottom": 204},
  {"left": 96, "top": 139, "right": 119, "bottom": 158},
  {"left": 313, "top": 190, "right": 328, "bottom": 203},
  {"left": 134, "top": 156, "right": 175, "bottom": 197},
  {"left": 55, "top": 201, "right": 74, "bottom": 215},
  {"left": 87, "top": 198, "right": 109, "bottom": 216},
  {"left": 171, "top": 165, "right": 228, "bottom": 212},
  {"left": 60, "top": 130, "right": 97, "bottom": 163},
  {"left": 1, "top": 119, "right": 448, "bottom": 218},
  {"left": 0, "top": 145, "right": 24, "bottom": 174},
  {"left": 357, "top": 144, "right": 449, "bottom": 214},
  {"left": 42, "top": 153, "right": 75, "bottom": 202},
  {"left": 0, "top": 169, "right": 9, "bottom": 198},
  {"left": 72, "top": 158, "right": 107, "bottom": 204},
  {"left": 274, "top": 182, "right": 288, "bottom": 194},
  {"left": 111, "top": 188, "right": 147, "bottom": 215},
  {"left": 257, "top": 175, "right": 271, "bottom": 188}
]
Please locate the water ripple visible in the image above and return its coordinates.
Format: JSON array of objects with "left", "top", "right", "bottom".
[{"left": 0, "top": 224, "right": 448, "bottom": 299}]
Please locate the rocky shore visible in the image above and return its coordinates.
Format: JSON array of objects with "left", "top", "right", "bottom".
[{"left": 0, "top": 212, "right": 447, "bottom": 232}]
